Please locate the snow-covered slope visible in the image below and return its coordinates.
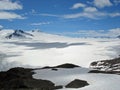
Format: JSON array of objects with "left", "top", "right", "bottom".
[{"left": 33, "top": 67, "right": 120, "bottom": 90}]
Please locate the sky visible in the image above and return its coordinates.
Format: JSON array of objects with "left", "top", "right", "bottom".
[{"left": 0, "top": 0, "right": 120, "bottom": 37}]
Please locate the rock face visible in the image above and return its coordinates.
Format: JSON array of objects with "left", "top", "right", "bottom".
[
  {"left": 0, "top": 67, "right": 56, "bottom": 90},
  {"left": 65, "top": 79, "right": 89, "bottom": 88},
  {"left": 90, "top": 57, "right": 120, "bottom": 71}
]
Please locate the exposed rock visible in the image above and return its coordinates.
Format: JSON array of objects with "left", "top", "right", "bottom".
[
  {"left": 41, "top": 63, "right": 80, "bottom": 70},
  {"left": 55, "top": 85, "right": 63, "bottom": 89},
  {"left": 89, "top": 70, "right": 120, "bottom": 74},
  {"left": 51, "top": 68, "right": 58, "bottom": 71},
  {"left": 42, "top": 66, "right": 52, "bottom": 69},
  {"left": 65, "top": 79, "right": 89, "bottom": 88},
  {"left": 0, "top": 67, "right": 56, "bottom": 90},
  {"left": 90, "top": 57, "right": 120, "bottom": 71}
]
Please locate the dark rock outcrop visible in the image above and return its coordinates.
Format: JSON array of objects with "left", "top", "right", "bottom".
[
  {"left": 41, "top": 63, "right": 80, "bottom": 71},
  {"left": 65, "top": 79, "right": 89, "bottom": 88},
  {"left": 54, "top": 85, "right": 63, "bottom": 89},
  {"left": 55, "top": 63, "right": 80, "bottom": 68},
  {"left": 90, "top": 57, "right": 120, "bottom": 71},
  {"left": 51, "top": 68, "right": 58, "bottom": 71},
  {"left": 89, "top": 70, "right": 120, "bottom": 74},
  {"left": 0, "top": 67, "right": 59, "bottom": 90}
]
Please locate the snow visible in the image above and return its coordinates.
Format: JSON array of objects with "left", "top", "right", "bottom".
[{"left": 33, "top": 67, "right": 120, "bottom": 90}]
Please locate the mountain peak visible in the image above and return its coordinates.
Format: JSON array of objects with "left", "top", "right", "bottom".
[{"left": 6, "top": 30, "right": 33, "bottom": 39}]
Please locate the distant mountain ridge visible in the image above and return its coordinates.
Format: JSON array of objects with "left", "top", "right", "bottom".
[
  {"left": 0, "top": 29, "right": 69, "bottom": 42},
  {"left": 0, "top": 29, "right": 119, "bottom": 40}
]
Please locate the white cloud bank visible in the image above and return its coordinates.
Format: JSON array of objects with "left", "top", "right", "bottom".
[
  {"left": 0, "top": 11, "right": 24, "bottom": 19},
  {"left": 0, "top": 0, "right": 24, "bottom": 20},
  {"left": 0, "top": 0, "right": 22, "bottom": 10}
]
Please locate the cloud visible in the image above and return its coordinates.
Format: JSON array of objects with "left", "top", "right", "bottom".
[
  {"left": 109, "top": 13, "right": 120, "bottom": 17},
  {"left": 62, "top": 5, "right": 120, "bottom": 19},
  {"left": 71, "top": 3, "right": 86, "bottom": 9},
  {"left": 39, "top": 11, "right": 120, "bottom": 19},
  {"left": 0, "top": 11, "right": 24, "bottom": 20},
  {"left": 109, "top": 28, "right": 120, "bottom": 35},
  {"left": 39, "top": 7, "right": 101, "bottom": 19},
  {"left": 0, "top": 0, "right": 24, "bottom": 20},
  {"left": 0, "top": 25, "right": 3, "bottom": 29},
  {"left": 38, "top": 1, "right": 120, "bottom": 19},
  {"left": 84, "top": 7, "right": 98, "bottom": 12},
  {"left": 31, "top": 22, "right": 51, "bottom": 26},
  {"left": 0, "top": 0, "right": 22, "bottom": 10},
  {"left": 62, "top": 11, "right": 106, "bottom": 19},
  {"left": 94, "top": 0, "right": 112, "bottom": 8}
]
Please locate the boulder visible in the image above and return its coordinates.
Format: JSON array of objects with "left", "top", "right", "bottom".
[
  {"left": 65, "top": 79, "right": 89, "bottom": 88},
  {"left": 55, "top": 85, "right": 63, "bottom": 89},
  {"left": 51, "top": 68, "right": 58, "bottom": 71}
]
